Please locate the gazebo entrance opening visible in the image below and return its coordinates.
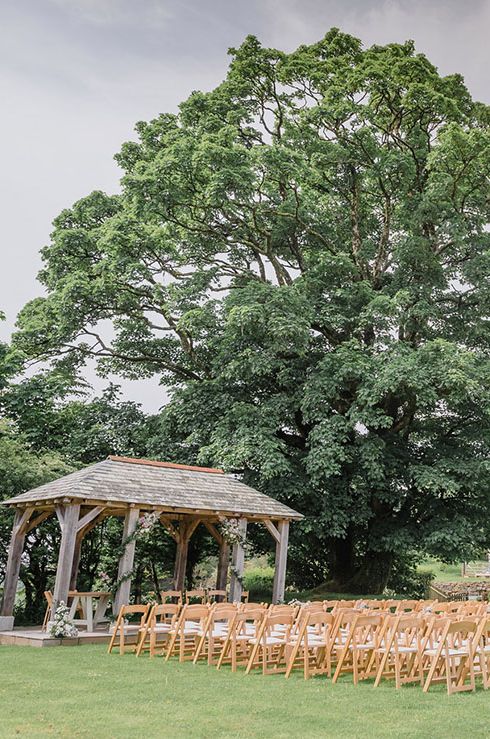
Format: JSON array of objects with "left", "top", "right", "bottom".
[{"left": 0, "top": 456, "right": 303, "bottom": 630}]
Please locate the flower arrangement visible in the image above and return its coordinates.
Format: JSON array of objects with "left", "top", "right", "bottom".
[
  {"left": 219, "top": 517, "right": 248, "bottom": 548},
  {"left": 48, "top": 601, "right": 78, "bottom": 639}
]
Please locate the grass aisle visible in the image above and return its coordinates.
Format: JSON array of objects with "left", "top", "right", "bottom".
[{"left": 1, "top": 644, "right": 489, "bottom": 738}]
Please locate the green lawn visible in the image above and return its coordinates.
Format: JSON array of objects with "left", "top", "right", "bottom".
[
  {"left": 1, "top": 645, "right": 489, "bottom": 738},
  {"left": 417, "top": 558, "right": 465, "bottom": 583}
]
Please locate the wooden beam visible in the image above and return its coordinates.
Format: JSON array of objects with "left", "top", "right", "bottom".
[
  {"left": 25, "top": 511, "right": 52, "bottom": 534},
  {"left": 52, "top": 504, "right": 81, "bottom": 616},
  {"left": 272, "top": 520, "right": 289, "bottom": 604},
  {"left": 113, "top": 507, "right": 140, "bottom": 615},
  {"left": 160, "top": 516, "right": 180, "bottom": 542},
  {"left": 14, "top": 507, "right": 35, "bottom": 537},
  {"left": 263, "top": 519, "right": 281, "bottom": 544},
  {"left": 76, "top": 506, "right": 104, "bottom": 533},
  {"left": 0, "top": 509, "right": 33, "bottom": 617},
  {"left": 229, "top": 518, "right": 247, "bottom": 603},
  {"left": 55, "top": 506, "right": 65, "bottom": 529},
  {"left": 203, "top": 521, "right": 223, "bottom": 544}
]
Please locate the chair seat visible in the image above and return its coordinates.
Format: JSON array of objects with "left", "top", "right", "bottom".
[
  {"left": 349, "top": 642, "right": 375, "bottom": 650},
  {"left": 425, "top": 647, "right": 469, "bottom": 657},
  {"left": 250, "top": 636, "right": 286, "bottom": 646}
]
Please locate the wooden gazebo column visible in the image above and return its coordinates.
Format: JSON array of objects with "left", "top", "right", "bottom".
[
  {"left": 229, "top": 518, "right": 247, "bottom": 602},
  {"left": 202, "top": 521, "right": 230, "bottom": 592},
  {"left": 264, "top": 519, "right": 290, "bottom": 603},
  {"left": 0, "top": 507, "right": 34, "bottom": 628},
  {"left": 113, "top": 506, "right": 140, "bottom": 616},
  {"left": 52, "top": 504, "right": 81, "bottom": 616},
  {"left": 172, "top": 518, "right": 200, "bottom": 591}
]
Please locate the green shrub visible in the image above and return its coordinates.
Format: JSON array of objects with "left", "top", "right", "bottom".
[
  {"left": 387, "top": 556, "right": 434, "bottom": 598},
  {"left": 243, "top": 566, "right": 274, "bottom": 595}
]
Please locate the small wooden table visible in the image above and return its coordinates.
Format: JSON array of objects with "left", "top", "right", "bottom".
[{"left": 68, "top": 591, "right": 111, "bottom": 632}]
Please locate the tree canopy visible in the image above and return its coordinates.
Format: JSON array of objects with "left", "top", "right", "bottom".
[{"left": 12, "top": 30, "right": 490, "bottom": 591}]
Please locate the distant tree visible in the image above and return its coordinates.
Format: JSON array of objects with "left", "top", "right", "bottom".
[{"left": 13, "top": 31, "right": 490, "bottom": 591}]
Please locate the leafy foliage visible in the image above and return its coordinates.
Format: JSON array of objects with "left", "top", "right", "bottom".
[{"left": 11, "top": 30, "right": 490, "bottom": 591}]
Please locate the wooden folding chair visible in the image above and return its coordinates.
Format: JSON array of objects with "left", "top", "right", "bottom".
[
  {"left": 372, "top": 614, "right": 426, "bottom": 688},
  {"left": 395, "top": 600, "right": 421, "bottom": 614},
  {"left": 136, "top": 603, "right": 181, "bottom": 657},
  {"left": 107, "top": 604, "right": 150, "bottom": 655},
  {"left": 160, "top": 590, "right": 183, "bottom": 605},
  {"left": 332, "top": 613, "right": 384, "bottom": 685},
  {"left": 245, "top": 611, "right": 296, "bottom": 675},
  {"left": 474, "top": 617, "right": 490, "bottom": 688},
  {"left": 285, "top": 610, "right": 335, "bottom": 679},
  {"left": 423, "top": 619, "right": 478, "bottom": 694},
  {"left": 165, "top": 604, "right": 210, "bottom": 662},
  {"left": 185, "top": 589, "right": 206, "bottom": 604},
  {"left": 217, "top": 607, "right": 266, "bottom": 672},
  {"left": 459, "top": 601, "right": 486, "bottom": 618},
  {"left": 42, "top": 591, "right": 53, "bottom": 631},
  {"left": 193, "top": 604, "right": 237, "bottom": 665},
  {"left": 207, "top": 589, "right": 228, "bottom": 604}
]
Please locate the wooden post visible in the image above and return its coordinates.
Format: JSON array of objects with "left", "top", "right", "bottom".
[
  {"left": 216, "top": 540, "right": 230, "bottom": 592},
  {"left": 69, "top": 508, "right": 105, "bottom": 591},
  {"left": 172, "top": 518, "right": 200, "bottom": 591},
  {"left": 52, "top": 504, "right": 81, "bottom": 617},
  {"left": 272, "top": 520, "right": 289, "bottom": 604},
  {"left": 229, "top": 518, "right": 247, "bottom": 603},
  {"left": 113, "top": 507, "right": 140, "bottom": 616},
  {"left": 0, "top": 508, "right": 33, "bottom": 624},
  {"left": 69, "top": 539, "right": 82, "bottom": 592}
]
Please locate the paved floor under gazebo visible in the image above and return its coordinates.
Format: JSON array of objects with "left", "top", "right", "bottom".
[{"left": 0, "top": 456, "right": 302, "bottom": 644}]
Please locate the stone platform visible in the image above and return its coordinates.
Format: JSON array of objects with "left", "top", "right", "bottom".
[{"left": 0, "top": 625, "right": 125, "bottom": 648}]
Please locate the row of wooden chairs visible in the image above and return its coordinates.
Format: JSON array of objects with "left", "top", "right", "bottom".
[
  {"left": 159, "top": 589, "right": 249, "bottom": 605},
  {"left": 107, "top": 599, "right": 490, "bottom": 694}
]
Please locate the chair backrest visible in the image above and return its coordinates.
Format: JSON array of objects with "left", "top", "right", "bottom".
[
  {"left": 44, "top": 590, "right": 53, "bottom": 607},
  {"left": 239, "top": 601, "right": 267, "bottom": 612},
  {"left": 445, "top": 618, "right": 478, "bottom": 638},
  {"left": 208, "top": 605, "right": 237, "bottom": 624},
  {"left": 207, "top": 589, "right": 228, "bottom": 603},
  {"left": 322, "top": 600, "right": 338, "bottom": 611},
  {"left": 232, "top": 608, "right": 265, "bottom": 635},
  {"left": 185, "top": 589, "right": 206, "bottom": 604},
  {"left": 336, "top": 600, "right": 357, "bottom": 609},
  {"left": 151, "top": 603, "right": 180, "bottom": 625},
  {"left": 160, "top": 590, "right": 183, "bottom": 605},
  {"left": 180, "top": 604, "right": 209, "bottom": 622},
  {"left": 117, "top": 603, "right": 150, "bottom": 625},
  {"left": 395, "top": 600, "right": 420, "bottom": 613},
  {"left": 212, "top": 602, "right": 237, "bottom": 614}
]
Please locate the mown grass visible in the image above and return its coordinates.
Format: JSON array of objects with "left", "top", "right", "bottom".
[{"left": 1, "top": 644, "right": 489, "bottom": 738}]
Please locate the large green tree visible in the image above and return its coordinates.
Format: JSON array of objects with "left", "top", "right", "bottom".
[{"left": 13, "top": 31, "right": 490, "bottom": 591}]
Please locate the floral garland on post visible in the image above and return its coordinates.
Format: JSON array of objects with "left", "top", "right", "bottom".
[
  {"left": 218, "top": 517, "right": 249, "bottom": 549},
  {"left": 96, "top": 512, "right": 160, "bottom": 598},
  {"left": 219, "top": 517, "right": 249, "bottom": 588}
]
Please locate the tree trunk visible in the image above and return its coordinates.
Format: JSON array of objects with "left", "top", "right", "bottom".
[
  {"left": 326, "top": 531, "right": 394, "bottom": 594},
  {"left": 340, "top": 551, "right": 394, "bottom": 594},
  {"left": 329, "top": 549, "right": 394, "bottom": 594}
]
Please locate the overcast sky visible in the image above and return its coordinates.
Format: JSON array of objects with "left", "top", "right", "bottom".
[{"left": 1, "top": 0, "right": 489, "bottom": 411}]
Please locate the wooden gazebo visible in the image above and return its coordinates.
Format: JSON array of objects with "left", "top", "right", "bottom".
[{"left": 0, "top": 456, "right": 302, "bottom": 629}]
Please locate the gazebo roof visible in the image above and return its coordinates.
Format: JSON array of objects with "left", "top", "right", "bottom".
[{"left": 2, "top": 456, "right": 303, "bottom": 521}]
